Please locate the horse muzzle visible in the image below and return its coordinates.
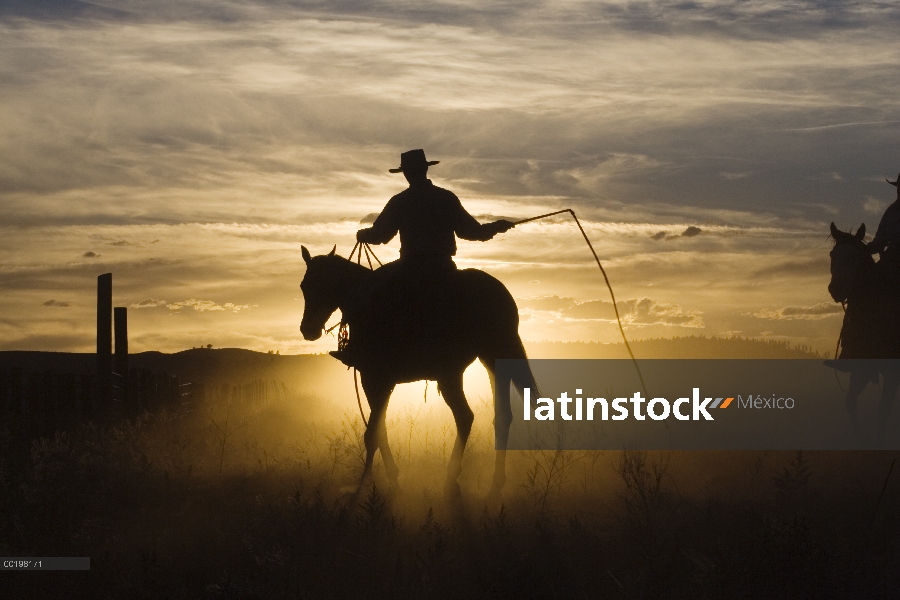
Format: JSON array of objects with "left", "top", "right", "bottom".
[
  {"left": 828, "top": 281, "right": 847, "bottom": 304},
  {"left": 300, "top": 324, "right": 323, "bottom": 341}
]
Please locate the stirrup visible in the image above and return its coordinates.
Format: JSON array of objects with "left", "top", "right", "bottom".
[{"left": 330, "top": 348, "right": 358, "bottom": 368}]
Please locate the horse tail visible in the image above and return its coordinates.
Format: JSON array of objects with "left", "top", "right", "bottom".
[
  {"left": 507, "top": 335, "right": 540, "bottom": 399},
  {"left": 481, "top": 333, "right": 539, "bottom": 452}
]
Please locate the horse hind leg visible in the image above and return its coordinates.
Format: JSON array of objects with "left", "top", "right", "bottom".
[
  {"left": 481, "top": 336, "right": 537, "bottom": 502},
  {"left": 480, "top": 356, "right": 511, "bottom": 503},
  {"left": 438, "top": 372, "right": 474, "bottom": 499}
]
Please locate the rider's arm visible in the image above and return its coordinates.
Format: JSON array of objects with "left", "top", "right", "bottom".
[
  {"left": 357, "top": 197, "right": 400, "bottom": 244},
  {"left": 450, "top": 192, "right": 514, "bottom": 241},
  {"left": 869, "top": 204, "right": 900, "bottom": 254}
]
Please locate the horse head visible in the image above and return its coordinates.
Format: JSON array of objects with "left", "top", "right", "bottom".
[
  {"left": 828, "top": 222, "right": 869, "bottom": 303},
  {"left": 299, "top": 245, "right": 345, "bottom": 341}
]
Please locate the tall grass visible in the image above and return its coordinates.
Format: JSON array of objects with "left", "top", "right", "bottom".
[{"left": 1, "top": 388, "right": 899, "bottom": 598}]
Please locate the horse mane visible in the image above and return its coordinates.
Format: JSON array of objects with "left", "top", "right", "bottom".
[{"left": 320, "top": 253, "right": 373, "bottom": 276}]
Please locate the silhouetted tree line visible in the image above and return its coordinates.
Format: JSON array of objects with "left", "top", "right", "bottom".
[{"left": 528, "top": 335, "right": 825, "bottom": 359}]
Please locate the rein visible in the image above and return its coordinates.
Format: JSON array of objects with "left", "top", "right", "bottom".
[
  {"left": 829, "top": 232, "right": 869, "bottom": 392},
  {"left": 345, "top": 242, "right": 382, "bottom": 427}
]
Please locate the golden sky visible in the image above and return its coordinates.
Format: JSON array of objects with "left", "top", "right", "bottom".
[{"left": 1, "top": 0, "right": 899, "bottom": 355}]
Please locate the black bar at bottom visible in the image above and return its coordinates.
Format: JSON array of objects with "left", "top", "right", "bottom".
[{"left": 1, "top": 557, "right": 90, "bottom": 570}]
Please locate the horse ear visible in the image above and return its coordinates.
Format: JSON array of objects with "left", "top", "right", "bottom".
[
  {"left": 301, "top": 246, "right": 311, "bottom": 263},
  {"left": 328, "top": 245, "right": 336, "bottom": 257},
  {"left": 856, "top": 224, "right": 866, "bottom": 240},
  {"left": 830, "top": 222, "right": 839, "bottom": 238}
]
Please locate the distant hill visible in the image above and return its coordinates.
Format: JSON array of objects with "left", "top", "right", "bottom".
[
  {"left": 525, "top": 336, "right": 826, "bottom": 359},
  {"left": 0, "top": 337, "right": 824, "bottom": 395},
  {"left": 0, "top": 349, "right": 355, "bottom": 399}
]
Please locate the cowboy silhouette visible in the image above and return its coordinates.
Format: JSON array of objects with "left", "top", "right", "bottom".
[
  {"left": 868, "top": 172, "right": 900, "bottom": 272},
  {"left": 330, "top": 149, "right": 514, "bottom": 366}
]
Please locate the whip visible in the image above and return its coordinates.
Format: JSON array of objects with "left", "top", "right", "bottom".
[{"left": 511, "top": 209, "right": 649, "bottom": 399}]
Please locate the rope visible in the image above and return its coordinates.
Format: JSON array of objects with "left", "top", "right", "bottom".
[
  {"left": 367, "top": 245, "right": 384, "bottom": 267},
  {"left": 513, "top": 209, "right": 649, "bottom": 399},
  {"left": 354, "top": 365, "right": 367, "bottom": 427},
  {"left": 344, "top": 242, "right": 382, "bottom": 427},
  {"left": 832, "top": 302, "right": 846, "bottom": 393}
]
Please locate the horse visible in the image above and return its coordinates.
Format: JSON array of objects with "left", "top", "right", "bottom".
[
  {"left": 827, "top": 222, "right": 900, "bottom": 444},
  {"left": 299, "top": 245, "right": 537, "bottom": 499}
]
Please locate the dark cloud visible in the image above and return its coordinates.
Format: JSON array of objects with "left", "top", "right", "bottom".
[
  {"left": 648, "top": 226, "right": 702, "bottom": 241},
  {"left": 83, "top": 251, "right": 98, "bottom": 257},
  {"left": 42, "top": 299, "right": 71, "bottom": 307},
  {"left": 0, "top": 0, "right": 130, "bottom": 20},
  {"left": 9, "top": 0, "right": 895, "bottom": 41}
]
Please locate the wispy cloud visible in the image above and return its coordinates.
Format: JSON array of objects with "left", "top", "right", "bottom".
[
  {"left": 748, "top": 302, "right": 843, "bottom": 320},
  {"left": 167, "top": 299, "right": 256, "bottom": 313},
  {"left": 520, "top": 295, "right": 703, "bottom": 328},
  {"left": 130, "top": 298, "right": 167, "bottom": 309}
]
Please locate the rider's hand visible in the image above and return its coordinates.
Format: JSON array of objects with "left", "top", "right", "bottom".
[
  {"left": 494, "top": 220, "right": 515, "bottom": 234},
  {"left": 356, "top": 228, "right": 371, "bottom": 242}
]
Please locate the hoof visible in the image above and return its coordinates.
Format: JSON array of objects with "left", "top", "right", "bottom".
[
  {"left": 485, "top": 486, "right": 503, "bottom": 510},
  {"left": 386, "top": 472, "right": 402, "bottom": 494}
]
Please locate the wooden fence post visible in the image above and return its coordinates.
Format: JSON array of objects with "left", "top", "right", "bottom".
[{"left": 97, "top": 273, "right": 112, "bottom": 404}]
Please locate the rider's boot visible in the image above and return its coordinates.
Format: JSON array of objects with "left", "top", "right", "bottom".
[
  {"left": 824, "top": 359, "right": 853, "bottom": 372},
  {"left": 329, "top": 342, "right": 360, "bottom": 368},
  {"left": 329, "top": 321, "right": 364, "bottom": 368}
]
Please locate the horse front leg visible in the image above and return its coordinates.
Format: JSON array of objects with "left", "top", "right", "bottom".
[
  {"left": 358, "top": 373, "right": 396, "bottom": 493},
  {"left": 438, "top": 373, "right": 474, "bottom": 499},
  {"left": 377, "top": 410, "right": 401, "bottom": 490}
]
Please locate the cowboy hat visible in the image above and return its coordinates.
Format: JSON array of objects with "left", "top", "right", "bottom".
[{"left": 389, "top": 149, "right": 440, "bottom": 173}]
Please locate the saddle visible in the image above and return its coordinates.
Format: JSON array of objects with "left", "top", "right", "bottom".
[{"left": 337, "top": 256, "right": 461, "bottom": 369}]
